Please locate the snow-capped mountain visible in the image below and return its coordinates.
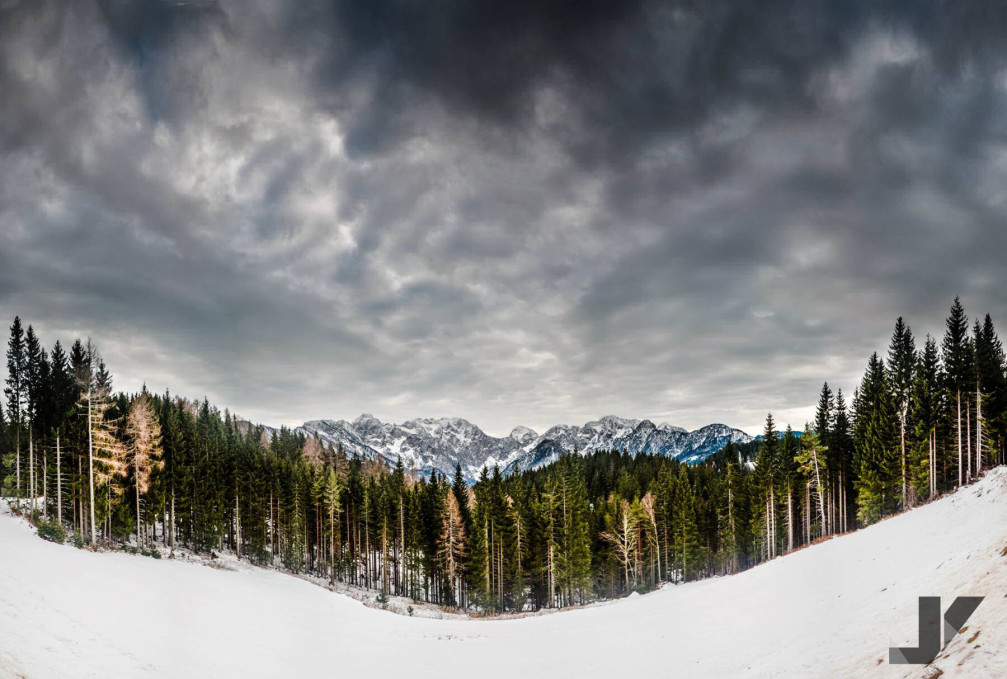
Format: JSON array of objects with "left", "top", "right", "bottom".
[
  {"left": 294, "top": 414, "right": 753, "bottom": 481},
  {"left": 297, "top": 415, "right": 533, "bottom": 480},
  {"left": 500, "top": 416, "right": 753, "bottom": 475}
]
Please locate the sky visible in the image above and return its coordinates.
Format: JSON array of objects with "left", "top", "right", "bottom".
[{"left": 2, "top": 0, "right": 1007, "bottom": 437}]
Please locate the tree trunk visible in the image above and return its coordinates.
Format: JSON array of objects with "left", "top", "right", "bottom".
[
  {"left": 234, "top": 485, "right": 241, "bottom": 559},
  {"left": 56, "top": 433, "right": 62, "bottom": 524},
  {"left": 29, "top": 431, "right": 34, "bottom": 514},
  {"left": 957, "top": 390, "right": 962, "bottom": 487},
  {"left": 14, "top": 426, "right": 20, "bottom": 505},
  {"left": 88, "top": 390, "right": 96, "bottom": 545},
  {"left": 169, "top": 490, "right": 176, "bottom": 557},
  {"left": 976, "top": 386, "right": 982, "bottom": 475},
  {"left": 786, "top": 484, "right": 793, "bottom": 553},
  {"left": 900, "top": 411, "right": 907, "bottom": 507},
  {"left": 42, "top": 448, "right": 47, "bottom": 520},
  {"left": 966, "top": 396, "right": 972, "bottom": 482}
]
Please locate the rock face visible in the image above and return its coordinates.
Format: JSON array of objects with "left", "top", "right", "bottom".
[{"left": 294, "top": 414, "right": 753, "bottom": 481}]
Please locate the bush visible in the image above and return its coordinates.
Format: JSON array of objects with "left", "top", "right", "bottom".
[
  {"left": 142, "top": 548, "right": 162, "bottom": 559},
  {"left": 376, "top": 590, "right": 389, "bottom": 608},
  {"left": 36, "top": 519, "right": 66, "bottom": 544},
  {"left": 72, "top": 532, "right": 86, "bottom": 549}
]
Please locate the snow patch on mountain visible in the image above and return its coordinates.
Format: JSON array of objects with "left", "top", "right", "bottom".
[{"left": 294, "top": 415, "right": 753, "bottom": 481}]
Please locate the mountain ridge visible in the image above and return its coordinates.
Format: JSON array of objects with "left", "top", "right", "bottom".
[{"left": 293, "top": 414, "right": 754, "bottom": 481}]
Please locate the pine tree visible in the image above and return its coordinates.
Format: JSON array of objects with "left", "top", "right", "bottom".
[
  {"left": 5, "top": 316, "right": 25, "bottom": 501},
  {"left": 887, "top": 317, "right": 915, "bottom": 508},
  {"left": 752, "top": 414, "right": 780, "bottom": 559},
  {"left": 853, "top": 353, "right": 896, "bottom": 525},
  {"left": 942, "top": 297, "right": 972, "bottom": 486},
  {"left": 814, "top": 382, "right": 833, "bottom": 445},
  {"left": 780, "top": 425, "right": 799, "bottom": 550},
  {"left": 910, "top": 336, "right": 943, "bottom": 500},
  {"left": 974, "top": 314, "right": 1005, "bottom": 473},
  {"left": 322, "top": 467, "right": 342, "bottom": 582},
  {"left": 832, "top": 389, "right": 853, "bottom": 532},
  {"left": 674, "top": 465, "right": 702, "bottom": 580}
]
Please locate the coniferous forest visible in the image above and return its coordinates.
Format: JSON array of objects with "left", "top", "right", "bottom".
[{"left": 3, "top": 296, "right": 1006, "bottom": 613}]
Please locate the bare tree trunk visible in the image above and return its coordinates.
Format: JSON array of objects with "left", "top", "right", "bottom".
[
  {"left": 88, "top": 390, "right": 96, "bottom": 545},
  {"left": 840, "top": 472, "right": 846, "bottom": 533},
  {"left": 42, "top": 447, "right": 47, "bottom": 520},
  {"left": 56, "top": 433, "right": 62, "bottom": 524},
  {"left": 399, "top": 499, "right": 405, "bottom": 597},
  {"left": 169, "top": 490, "right": 176, "bottom": 557},
  {"left": 786, "top": 483, "right": 793, "bottom": 553},
  {"left": 234, "top": 485, "right": 241, "bottom": 559},
  {"left": 976, "top": 386, "right": 982, "bottom": 475},
  {"left": 14, "top": 427, "right": 20, "bottom": 505},
  {"left": 804, "top": 481, "right": 810, "bottom": 543},
  {"left": 967, "top": 396, "right": 972, "bottom": 482},
  {"left": 29, "top": 430, "right": 34, "bottom": 514},
  {"left": 900, "top": 411, "right": 907, "bottom": 507},
  {"left": 957, "top": 390, "right": 962, "bottom": 487}
]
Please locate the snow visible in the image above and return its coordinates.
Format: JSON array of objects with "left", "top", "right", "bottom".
[
  {"left": 298, "top": 414, "right": 754, "bottom": 481},
  {"left": 4, "top": 468, "right": 1007, "bottom": 678}
]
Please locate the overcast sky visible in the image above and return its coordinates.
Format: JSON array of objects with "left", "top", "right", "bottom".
[{"left": 2, "top": 1, "right": 1007, "bottom": 436}]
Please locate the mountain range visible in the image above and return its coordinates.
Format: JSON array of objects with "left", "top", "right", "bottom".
[{"left": 293, "top": 414, "right": 754, "bottom": 481}]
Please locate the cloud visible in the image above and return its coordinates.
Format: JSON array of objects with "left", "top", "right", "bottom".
[{"left": 2, "top": 0, "right": 1007, "bottom": 435}]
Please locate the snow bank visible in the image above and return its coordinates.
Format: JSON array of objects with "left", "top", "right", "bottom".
[{"left": 3, "top": 468, "right": 1007, "bottom": 678}]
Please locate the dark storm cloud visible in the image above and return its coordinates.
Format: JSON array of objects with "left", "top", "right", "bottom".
[{"left": 2, "top": 0, "right": 1007, "bottom": 433}]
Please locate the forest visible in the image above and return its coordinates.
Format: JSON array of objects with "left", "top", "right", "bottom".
[{"left": 2, "top": 296, "right": 1005, "bottom": 613}]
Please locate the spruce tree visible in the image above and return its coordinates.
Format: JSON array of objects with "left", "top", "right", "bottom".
[
  {"left": 974, "top": 314, "right": 1005, "bottom": 471},
  {"left": 832, "top": 389, "right": 853, "bottom": 532},
  {"left": 942, "top": 297, "right": 972, "bottom": 486},
  {"left": 887, "top": 317, "right": 915, "bottom": 508},
  {"left": 814, "top": 382, "right": 833, "bottom": 444},
  {"left": 752, "top": 414, "right": 780, "bottom": 559},
  {"left": 674, "top": 465, "right": 702, "bottom": 580},
  {"left": 5, "top": 316, "right": 25, "bottom": 500},
  {"left": 910, "top": 336, "right": 943, "bottom": 500},
  {"left": 853, "top": 353, "right": 896, "bottom": 524}
]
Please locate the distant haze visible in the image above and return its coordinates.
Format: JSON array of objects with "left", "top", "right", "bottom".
[{"left": 3, "top": 1, "right": 1007, "bottom": 436}]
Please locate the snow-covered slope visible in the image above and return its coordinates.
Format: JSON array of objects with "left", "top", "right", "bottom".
[
  {"left": 4, "top": 468, "right": 1007, "bottom": 678},
  {"left": 295, "top": 414, "right": 753, "bottom": 480}
]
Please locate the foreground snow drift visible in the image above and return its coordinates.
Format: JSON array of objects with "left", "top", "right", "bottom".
[{"left": 3, "top": 469, "right": 1007, "bottom": 679}]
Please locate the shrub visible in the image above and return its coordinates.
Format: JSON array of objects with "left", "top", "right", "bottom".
[{"left": 37, "top": 519, "right": 66, "bottom": 544}]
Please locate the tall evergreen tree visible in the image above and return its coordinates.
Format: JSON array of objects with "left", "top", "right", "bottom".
[
  {"left": 752, "top": 414, "right": 780, "bottom": 559},
  {"left": 974, "top": 314, "right": 1005, "bottom": 472},
  {"left": 832, "top": 389, "right": 853, "bottom": 532},
  {"left": 887, "top": 317, "right": 916, "bottom": 508},
  {"left": 853, "top": 353, "right": 896, "bottom": 525},
  {"left": 910, "top": 335, "right": 943, "bottom": 500},
  {"left": 814, "top": 382, "right": 833, "bottom": 445},
  {"left": 942, "top": 297, "right": 972, "bottom": 486},
  {"left": 5, "top": 316, "right": 26, "bottom": 499}
]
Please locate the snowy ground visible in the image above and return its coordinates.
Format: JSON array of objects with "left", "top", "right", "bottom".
[{"left": 3, "top": 470, "right": 1007, "bottom": 679}]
